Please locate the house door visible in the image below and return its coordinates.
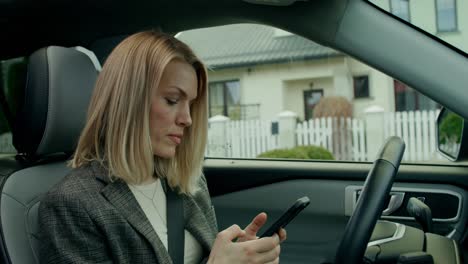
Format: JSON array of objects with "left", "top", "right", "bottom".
[{"left": 303, "top": 89, "right": 323, "bottom": 120}]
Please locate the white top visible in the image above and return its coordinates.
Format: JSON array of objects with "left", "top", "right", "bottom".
[{"left": 128, "top": 179, "right": 203, "bottom": 264}]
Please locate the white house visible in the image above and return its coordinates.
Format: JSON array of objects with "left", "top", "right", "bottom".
[{"left": 178, "top": 0, "right": 466, "bottom": 122}]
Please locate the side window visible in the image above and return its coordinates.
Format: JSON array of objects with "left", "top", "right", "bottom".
[
  {"left": 178, "top": 24, "right": 444, "bottom": 164},
  {"left": 0, "top": 57, "right": 26, "bottom": 154}
]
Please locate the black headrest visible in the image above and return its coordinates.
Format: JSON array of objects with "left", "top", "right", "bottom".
[{"left": 13, "top": 46, "right": 98, "bottom": 159}]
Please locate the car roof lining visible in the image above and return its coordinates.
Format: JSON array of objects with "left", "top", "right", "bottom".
[
  {"left": 1, "top": 0, "right": 347, "bottom": 59},
  {"left": 2, "top": 0, "right": 468, "bottom": 119}
]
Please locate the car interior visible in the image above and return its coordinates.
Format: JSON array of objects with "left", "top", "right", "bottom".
[{"left": 1, "top": 0, "right": 468, "bottom": 263}]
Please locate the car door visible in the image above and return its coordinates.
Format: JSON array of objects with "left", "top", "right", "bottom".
[
  {"left": 178, "top": 1, "right": 468, "bottom": 261},
  {"left": 204, "top": 159, "right": 468, "bottom": 263}
]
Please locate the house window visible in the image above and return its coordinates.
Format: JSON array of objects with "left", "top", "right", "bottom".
[
  {"left": 353, "top": 75, "right": 370, "bottom": 99},
  {"left": 436, "top": 0, "right": 457, "bottom": 32},
  {"left": 209, "top": 80, "right": 241, "bottom": 120},
  {"left": 390, "top": 0, "right": 410, "bottom": 22},
  {"left": 394, "top": 80, "right": 439, "bottom": 111}
]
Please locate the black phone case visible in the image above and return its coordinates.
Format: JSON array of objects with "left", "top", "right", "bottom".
[{"left": 260, "top": 196, "right": 310, "bottom": 237}]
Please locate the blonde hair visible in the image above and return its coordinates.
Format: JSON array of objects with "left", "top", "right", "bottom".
[{"left": 71, "top": 31, "right": 208, "bottom": 194}]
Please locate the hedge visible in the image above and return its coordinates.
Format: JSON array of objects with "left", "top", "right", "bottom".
[{"left": 257, "top": 145, "right": 334, "bottom": 160}]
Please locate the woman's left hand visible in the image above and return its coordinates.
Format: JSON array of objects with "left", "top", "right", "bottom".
[{"left": 237, "top": 212, "right": 287, "bottom": 242}]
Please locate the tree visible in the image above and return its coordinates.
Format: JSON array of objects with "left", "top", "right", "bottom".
[
  {"left": 439, "top": 112, "right": 463, "bottom": 145},
  {"left": 312, "top": 96, "right": 353, "bottom": 160},
  {"left": 313, "top": 96, "right": 352, "bottom": 119}
]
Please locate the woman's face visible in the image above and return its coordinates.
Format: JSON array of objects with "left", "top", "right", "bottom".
[{"left": 150, "top": 59, "right": 198, "bottom": 158}]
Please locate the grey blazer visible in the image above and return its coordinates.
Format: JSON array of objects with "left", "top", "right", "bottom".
[{"left": 38, "top": 162, "right": 218, "bottom": 264}]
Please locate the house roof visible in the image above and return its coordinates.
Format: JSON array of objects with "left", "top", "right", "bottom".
[{"left": 177, "top": 24, "right": 342, "bottom": 69}]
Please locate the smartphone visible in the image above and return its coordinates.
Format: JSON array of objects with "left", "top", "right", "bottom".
[{"left": 260, "top": 196, "right": 310, "bottom": 238}]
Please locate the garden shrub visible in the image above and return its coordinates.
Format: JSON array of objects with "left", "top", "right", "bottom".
[{"left": 257, "top": 145, "right": 334, "bottom": 160}]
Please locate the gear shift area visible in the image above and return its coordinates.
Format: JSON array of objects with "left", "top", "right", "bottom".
[{"left": 406, "top": 197, "right": 433, "bottom": 233}]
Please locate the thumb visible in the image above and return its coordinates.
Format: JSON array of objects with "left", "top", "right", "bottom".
[{"left": 244, "top": 212, "right": 267, "bottom": 237}]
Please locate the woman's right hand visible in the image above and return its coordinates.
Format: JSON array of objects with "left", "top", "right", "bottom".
[{"left": 207, "top": 224, "right": 281, "bottom": 264}]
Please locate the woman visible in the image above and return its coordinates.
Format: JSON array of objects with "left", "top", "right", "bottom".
[{"left": 39, "top": 30, "right": 285, "bottom": 264}]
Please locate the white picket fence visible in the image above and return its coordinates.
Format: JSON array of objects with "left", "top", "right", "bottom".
[
  {"left": 383, "top": 110, "right": 441, "bottom": 161},
  {"left": 296, "top": 117, "right": 367, "bottom": 161},
  {"left": 207, "top": 119, "right": 279, "bottom": 158},
  {"left": 0, "top": 110, "right": 447, "bottom": 161},
  {"left": 207, "top": 109, "right": 444, "bottom": 162},
  {"left": 295, "top": 110, "right": 442, "bottom": 162}
]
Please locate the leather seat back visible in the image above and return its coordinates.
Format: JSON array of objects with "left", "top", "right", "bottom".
[{"left": 0, "top": 46, "right": 98, "bottom": 264}]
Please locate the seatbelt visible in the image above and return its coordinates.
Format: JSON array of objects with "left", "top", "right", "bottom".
[{"left": 166, "top": 183, "right": 185, "bottom": 264}]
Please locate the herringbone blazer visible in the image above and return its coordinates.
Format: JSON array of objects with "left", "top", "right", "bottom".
[{"left": 38, "top": 161, "right": 218, "bottom": 264}]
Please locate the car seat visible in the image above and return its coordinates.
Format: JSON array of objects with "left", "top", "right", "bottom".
[{"left": 0, "top": 46, "right": 98, "bottom": 264}]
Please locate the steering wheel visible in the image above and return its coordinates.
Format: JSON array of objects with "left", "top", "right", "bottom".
[{"left": 334, "top": 136, "right": 405, "bottom": 264}]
